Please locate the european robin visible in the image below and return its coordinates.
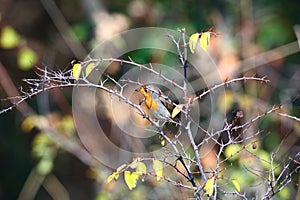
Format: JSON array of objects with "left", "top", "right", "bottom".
[
  {"left": 137, "top": 85, "right": 172, "bottom": 121},
  {"left": 136, "top": 85, "right": 180, "bottom": 144}
]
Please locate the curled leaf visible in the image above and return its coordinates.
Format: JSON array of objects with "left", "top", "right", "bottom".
[
  {"left": 189, "top": 33, "right": 200, "bottom": 54},
  {"left": 85, "top": 62, "right": 95, "bottom": 77},
  {"left": 72, "top": 62, "right": 82, "bottom": 80},
  {"left": 160, "top": 138, "right": 166, "bottom": 146},
  {"left": 136, "top": 162, "right": 147, "bottom": 181},
  {"left": 205, "top": 177, "right": 215, "bottom": 197},
  {"left": 106, "top": 172, "right": 118, "bottom": 183},
  {"left": 136, "top": 162, "right": 147, "bottom": 176},
  {"left": 199, "top": 32, "right": 211, "bottom": 51},
  {"left": 232, "top": 179, "right": 241, "bottom": 193},
  {"left": 124, "top": 171, "right": 139, "bottom": 190},
  {"left": 171, "top": 104, "right": 183, "bottom": 118},
  {"left": 153, "top": 160, "right": 163, "bottom": 181}
]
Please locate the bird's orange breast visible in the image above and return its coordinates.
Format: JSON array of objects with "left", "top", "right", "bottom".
[{"left": 149, "top": 98, "right": 159, "bottom": 111}]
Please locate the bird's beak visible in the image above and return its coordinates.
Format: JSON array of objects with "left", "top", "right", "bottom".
[{"left": 135, "top": 88, "right": 140, "bottom": 92}]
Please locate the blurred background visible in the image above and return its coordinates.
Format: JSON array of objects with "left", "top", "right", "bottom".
[{"left": 0, "top": 0, "right": 299, "bottom": 199}]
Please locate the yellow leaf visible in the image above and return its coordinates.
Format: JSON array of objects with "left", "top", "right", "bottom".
[
  {"left": 136, "top": 162, "right": 147, "bottom": 176},
  {"left": 18, "top": 47, "right": 37, "bottom": 71},
  {"left": 189, "top": 33, "right": 200, "bottom": 54},
  {"left": 205, "top": 177, "right": 214, "bottom": 197},
  {"left": 114, "top": 173, "right": 120, "bottom": 181},
  {"left": 160, "top": 138, "right": 166, "bottom": 146},
  {"left": 21, "top": 115, "right": 39, "bottom": 133},
  {"left": 0, "top": 26, "right": 21, "bottom": 49},
  {"left": 72, "top": 63, "right": 82, "bottom": 80},
  {"left": 106, "top": 172, "right": 118, "bottom": 183},
  {"left": 171, "top": 104, "right": 183, "bottom": 118},
  {"left": 129, "top": 157, "right": 141, "bottom": 169},
  {"left": 153, "top": 160, "right": 163, "bottom": 181},
  {"left": 124, "top": 171, "right": 139, "bottom": 190},
  {"left": 85, "top": 63, "right": 95, "bottom": 77},
  {"left": 200, "top": 32, "right": 211, "bottom": 51},
  {"left": 232, "top": 179, "right": 241, "bottom": 192}
]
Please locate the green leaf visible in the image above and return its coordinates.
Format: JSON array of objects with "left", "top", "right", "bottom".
[
  {"left": 278, "top": 186, "right": 291, "bottom": 200},
  {"left": 31, "top": 132, "right": 53, "bottom": 158},
  {"left": 18, "top": 47, "right": 37, "bottom": 70},
  {"left": 153, "top": 160, "right": 163, "bottom": 181},
  {"left": 0, "top": 26, "right": 21, "bottom": 49},
  {"left": 224, "top": 144, "right": 241, "bottom": 162},
  {"left": 257, "top": 150, "right": 271, "bottom": 169},
  {"left": 205, "top": 177, "right": 214, "bottom": 197},
  {"left": 189, "top": 33, "right": 200, "bottom": 54},
  {"left": 124, "top": 171, "right": 139, "bottom": 190}
]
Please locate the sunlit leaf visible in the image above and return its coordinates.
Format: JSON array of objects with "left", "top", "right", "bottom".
[
  {"left": 21, "top": 115, "right": 39, "bottom": 133},
  {"left": 232, "top": 179, "right": 241, "bottom": 192},
  {"left": 18, "top": 47, "right": 37, "bottom": 70},
  {"left": 153, "top": 160, "right": 163, "bottom": 181},
  {"left": 124, "top": 171, "right": 139, "bottom": 190},
  {"left": 106, "top": 172, "right": 118, "bottom": 183},
  {"left": 160, "top": 138, "right": 166, "bottom": 146},
  {"left": 199, "top": 32, "right": 211, "bottom": 51},
  {"left": 205, "top": 177, "right": 214, "bottom": 197},
  {"left": 189, "top": 33, "right": 200, "bottom": 54},
  {"left": 136, "top": 162, "right": 146, "bottom": 175},
  {"left": 85, "top": 63, "right": 95, "bottom": 77},
  {"left": 129, "top": 157, "right": 141, "bottom": 169},
  {"left": 72, "top": 62, "right": 82, "bottom": 80},
  {"left": 0, "top": 26, "right": 21, "bottom": 49},
  {"left": 171, "top": 104, "right": 183, "bottom": 118}
]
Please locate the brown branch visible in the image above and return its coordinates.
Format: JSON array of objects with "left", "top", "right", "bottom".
[{"left": 193, "top": 76, "right": 269, "bottom": 103}]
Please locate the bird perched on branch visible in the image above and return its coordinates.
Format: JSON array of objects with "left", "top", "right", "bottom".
[
  {"left": 136, "top": 85, "right": 181, "bottom": 143},
  {"left": 137, "top": 85, "right": 173, "bottom": 121}
]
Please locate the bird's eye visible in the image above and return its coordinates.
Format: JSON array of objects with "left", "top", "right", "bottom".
[{"left": 143, "top": 86, "right": 148, "bottom": 92}]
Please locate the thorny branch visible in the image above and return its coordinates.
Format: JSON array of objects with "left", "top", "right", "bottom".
[{"left": 1, "top": 30, "right": 299, "bottom": 199}]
